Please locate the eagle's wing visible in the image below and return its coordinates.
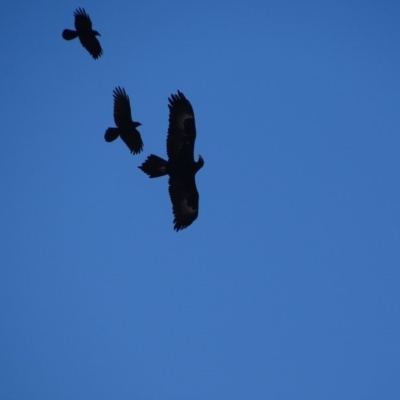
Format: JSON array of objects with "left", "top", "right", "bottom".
[
  {"left": 166, "top": 91, "right": 196, "bottom": 162},
  {"left": 168, "top": 175, "right": 200, "bottom": 231},
  {"left": 112, "top": 87, "right": 133, "bottom": 127}
]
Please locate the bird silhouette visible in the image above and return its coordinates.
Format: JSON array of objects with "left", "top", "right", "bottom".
[
  {"left": 105, "top": 87, "right": 143, "bottom": 154},
  {"left": 62, "top": 8, "right": 103, "bottom": 59},
  {"left": 139, "top": 91, "right": 203, "bottom": 231}
]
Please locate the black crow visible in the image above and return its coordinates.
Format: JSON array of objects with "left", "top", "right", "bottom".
[
  {"left": 62, "top": 8, "right": 103, "bottom": 59},
  {"left": 104, "top": 87, "right": 143, "bottom": 154},
  {"left": 139, "top": 91, "right": 204, "bottom": 231}
]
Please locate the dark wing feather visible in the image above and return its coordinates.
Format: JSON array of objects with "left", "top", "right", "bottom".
[
  {"left": 74, "top": 8, "right": 92, "bottom": 31},
  {"left": 166, "top": 91, "right": 196, "bottom": 161},
  {"left": 78, "top": 35, "right": 103, "bottom": 59},
  {"left": 120, "top": 130, "right": 143, "bottom": 155},
  {"left": 168, "top": 175, "right": 200, "bottom": 231},
  {"left": 112, "top": 87, "right": 133, "bottom": 127}
]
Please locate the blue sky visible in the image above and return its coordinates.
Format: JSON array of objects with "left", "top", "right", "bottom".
[{"left": 1, "top": 1, "right": 400, "bottom": 399}]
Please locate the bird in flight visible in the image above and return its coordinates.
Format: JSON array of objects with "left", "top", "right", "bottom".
[
  {"left": 104, "top": 87, "right": 143, "bottom": 155},
  {"left": 139, "top": 91, "right": 204, "bottom": 231},
  {"left": 62, "top": 8, "right": 103, "bottom": 60}
]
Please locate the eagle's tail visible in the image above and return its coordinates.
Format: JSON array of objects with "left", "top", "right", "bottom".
[
  {"left": 104, "top": 128, "right": 120, "bottom": 142},
  {"left": 138, "top": 154, "right": 167, "bottom": 178},
  {"left": 62, "top": 29, "right": 79, "bottom": 40}
]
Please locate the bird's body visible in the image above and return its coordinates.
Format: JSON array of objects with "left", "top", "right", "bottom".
[
  {"left": 139, "top": 91, "right": 204, "bottom": 231},
  {"left": 105, "top": 87, "right": 143, "bottom": 154},
  {"left": 62, "top": 8, "right": 103, "bottom": 59}
]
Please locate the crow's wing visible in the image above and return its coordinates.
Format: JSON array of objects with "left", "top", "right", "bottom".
[
  {"left": 120, "top": 130, "right": 143, "bottom": 155},
  {"left": 78, "top": 35, "right": 103, "bottom": 59},
  {"left": 168, "top": 175, "right": 200, "bottom": 231},
  {"left": 74, "top": 8, "right": 93, "bottom": 31},
  {"left": 166, "top": 91, "right": 196, "bottom": 162},
  {"left": 112, "top": 87, "right": 133, "bottom": 127}
]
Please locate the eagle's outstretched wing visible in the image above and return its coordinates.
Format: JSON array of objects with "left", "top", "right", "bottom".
[
  {"left": 166, "top": 91, "right": 196, "bottom": 162},
  {"left": 168, "top": 175, "right": 200, "bottom": 231}
]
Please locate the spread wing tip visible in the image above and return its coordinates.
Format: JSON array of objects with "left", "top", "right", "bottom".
[{"left": 74, "top": 7, "right": 89, "bottom": 17}]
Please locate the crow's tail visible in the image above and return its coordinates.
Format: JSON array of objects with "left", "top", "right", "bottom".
[
  {"left": 104, "top": 128, "right": 120, "bottom": 142},
  {"left": 138, "top": 154, "right": 168, "bottom": 178},
  {"left": 62, "top": 29, "right": 79, "bottom": 40}
]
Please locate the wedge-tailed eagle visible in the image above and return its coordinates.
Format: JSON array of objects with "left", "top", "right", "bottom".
[{"left": 139, "top": 91, "right": 204, "bottom": 231}]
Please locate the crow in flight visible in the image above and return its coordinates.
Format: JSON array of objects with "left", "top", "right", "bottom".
[
  {"left": 139, "top": 91, "right": 204, "bottom": 231},
  {"left": 62, "top": 8, "right": 103, "bottom": 59},
  {"left": 104, "top": 87, "right": 143, "bottom": 154}
]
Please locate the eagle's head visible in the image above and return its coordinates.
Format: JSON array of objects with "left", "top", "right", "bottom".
[{"left": 196, "top": 155, "right": 204, "bottom": 172}]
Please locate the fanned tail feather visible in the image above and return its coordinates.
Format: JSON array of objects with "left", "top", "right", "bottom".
[
  {"left": 104, "top": 128, "right": 120, "bottom": 142},
  {"left": 138, "top": 155, "right": 168, "bottom": 178},
  {"left": 62, "top": 29, "right": 79, "bottom": 40}
]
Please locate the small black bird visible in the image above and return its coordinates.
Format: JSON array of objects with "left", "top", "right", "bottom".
[
  {"left": 139, "top": 91, "right": 204, "bottom": 231},
  {"left": 62, "top": 8, "right": 103, "bottom": 59},
  {"left": 105, "top": 87, "right": 143, "bottom": 154}
]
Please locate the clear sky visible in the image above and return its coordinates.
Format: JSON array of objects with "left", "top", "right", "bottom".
[{"left": 1, "top": 1, "right": 400, "bottom": 399}]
